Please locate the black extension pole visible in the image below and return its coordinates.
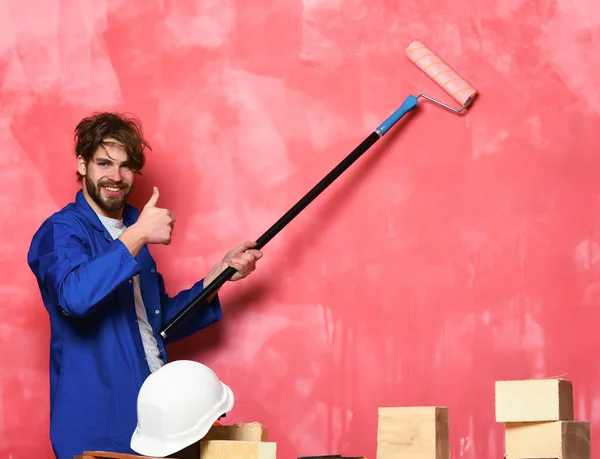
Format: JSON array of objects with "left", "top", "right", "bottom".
[{"left": 159, "top": 95, "right": 420, "bottom": 339}]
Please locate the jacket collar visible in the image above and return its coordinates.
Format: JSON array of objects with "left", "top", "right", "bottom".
[{"left": 74, "top": 189, "right": 140, "bottom": 231}]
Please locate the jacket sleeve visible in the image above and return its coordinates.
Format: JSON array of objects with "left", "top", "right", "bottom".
[
  {"left": 156, "top": 272, "right": 223, "bottom": 343},
  {"left": 27, "top": 218, "right": 141, "bottom": 318}
]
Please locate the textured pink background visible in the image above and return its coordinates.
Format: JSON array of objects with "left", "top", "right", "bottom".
[{"left": 2, "top": 0, "right": 600, "bottom": 458}]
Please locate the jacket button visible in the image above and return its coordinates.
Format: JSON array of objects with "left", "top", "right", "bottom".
[
  {"left": 151, "top": 268, "right": 155, "bottom": 273},
  {"left": 155, "top": 310, "right": 160, "bottom": 314}
]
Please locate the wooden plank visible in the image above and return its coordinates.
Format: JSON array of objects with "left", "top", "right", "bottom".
[
  {"left": 495, "top": 379, "right": 573, "bottom": 422},
  {"left": 376, "top": 406, "right": 449, "bottom": 459},
  {"left": 199, "top": 440, "right": 276, "bottom": 459},
  {"left": 504, "top": 421, "right": 590, "bottom": 459},
  {"left": 203, "top": 422, "right": 269, "bottom": 442}
]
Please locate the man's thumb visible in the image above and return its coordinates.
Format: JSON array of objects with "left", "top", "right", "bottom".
[{"left": 145, "top": 186, "right": 159, "bottom": 208}]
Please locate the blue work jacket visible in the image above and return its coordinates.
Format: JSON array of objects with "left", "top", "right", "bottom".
[{"left": 27, "top": 190, "right": 222, "bottom": 459}]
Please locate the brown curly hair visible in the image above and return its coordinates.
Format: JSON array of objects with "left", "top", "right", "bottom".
[{"left": 74, "top": 112, "right": 151, "bottom": 182}]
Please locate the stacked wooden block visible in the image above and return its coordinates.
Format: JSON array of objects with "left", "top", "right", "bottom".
[
  {"left": 495, "top": 379, "right": 590, "bottom": 459},
  {"left": 200, "top": 422, "right": 275, "bottom": 459},
  {"left": 376, "top": 406, "right": 450, "bottom": 459}
]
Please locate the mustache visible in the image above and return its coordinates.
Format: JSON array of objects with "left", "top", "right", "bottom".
[{"left": 99, "top": 180, "right": 128, "bottom": 188}]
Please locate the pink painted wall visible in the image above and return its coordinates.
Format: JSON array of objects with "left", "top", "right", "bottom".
[{"left": 2, "top": 0, "right": 600, "bottom": 458}]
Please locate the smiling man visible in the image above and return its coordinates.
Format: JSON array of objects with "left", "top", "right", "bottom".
[{"left": 26, "top": 112, "right": 263, "bottom": 459}]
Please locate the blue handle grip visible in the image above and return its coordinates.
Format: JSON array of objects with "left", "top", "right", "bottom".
[{"left": 376, "top": 95, "right": 418, "bottom": 136}]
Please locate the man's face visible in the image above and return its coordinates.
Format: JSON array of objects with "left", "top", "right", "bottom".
[{"left": 78, "top": 139, "right": 136, "bottom": 217}]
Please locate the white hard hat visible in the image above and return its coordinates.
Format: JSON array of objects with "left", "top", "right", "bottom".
[{"left": 130, "top": 360, "right": 234, "bottom": 457}]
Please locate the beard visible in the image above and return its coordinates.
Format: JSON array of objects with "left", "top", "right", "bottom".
[{"left": 85, "top": 175, "right": 133, "bottom": 214}]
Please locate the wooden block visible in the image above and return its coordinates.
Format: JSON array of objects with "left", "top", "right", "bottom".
[
  {"left": 204, "top": 422, "right": 269, "bottom": 442},
  {"left": 504, "top": 421, "right": 590, "bottom": 459},
  {"left": 495, "top": 379, "right": 574, "bottom": 422},
  {"left": 376, "top": 406, "right": 449, "bottom": 459},
  {"left": 199, "top": 440, "right": 276, "bottom": 459}
]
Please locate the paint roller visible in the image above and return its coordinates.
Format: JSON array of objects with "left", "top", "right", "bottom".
[{"left": 159, "top": 40, "right": 478, "bottom": 339}]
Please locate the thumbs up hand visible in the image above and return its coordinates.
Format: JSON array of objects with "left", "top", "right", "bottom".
[{"left": 135, "top": 186, "right": 175, "bottom": 245}]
